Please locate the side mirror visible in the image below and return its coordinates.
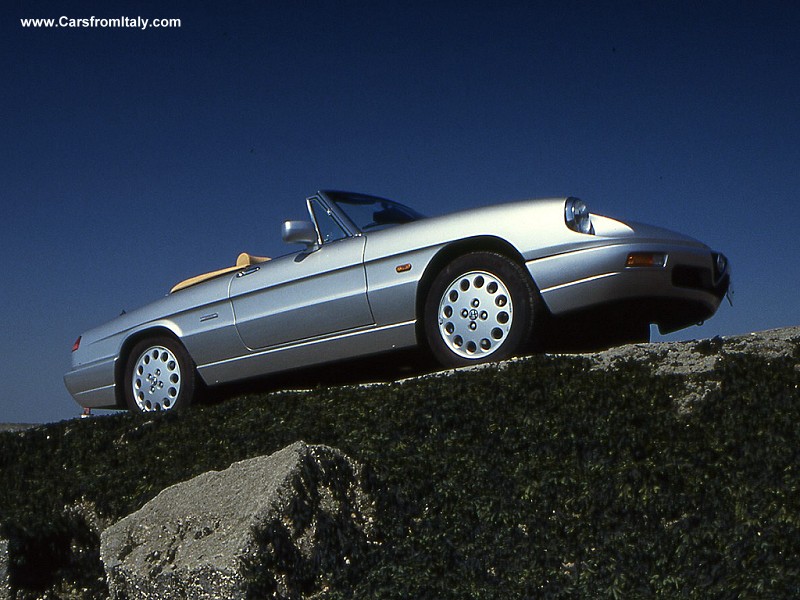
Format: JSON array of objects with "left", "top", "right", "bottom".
[{"left": 282, "top": 220, "right": 318, "bottom": 248}]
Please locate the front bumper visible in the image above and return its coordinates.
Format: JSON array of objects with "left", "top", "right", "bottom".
[{"left": 526, "top": 242, "right": 730, "bottom": 332}]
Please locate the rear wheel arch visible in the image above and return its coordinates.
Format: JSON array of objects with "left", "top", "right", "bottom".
[{"left": 114, "top": 327, "right": 190, "bottom": 409}]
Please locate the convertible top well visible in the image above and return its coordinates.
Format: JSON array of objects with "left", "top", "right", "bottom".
[{"left": 170, "top": 252, "right": 271, "bottom": 294}]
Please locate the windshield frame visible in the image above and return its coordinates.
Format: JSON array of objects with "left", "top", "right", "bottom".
[{"left": 316, "top": 190, "right": 425, "bottom": 235}]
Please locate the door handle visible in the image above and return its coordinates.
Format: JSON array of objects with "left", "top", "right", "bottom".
[{"left": 236, "top": 266, "right": 260, "bottom": 277}]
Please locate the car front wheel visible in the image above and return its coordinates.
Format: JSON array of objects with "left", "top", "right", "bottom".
[
  {"left": 123, "top": 336, "right": 196, "bottom": 413},
  {"left": 423, "top": 252, "right": 539, "bottom": 367}
]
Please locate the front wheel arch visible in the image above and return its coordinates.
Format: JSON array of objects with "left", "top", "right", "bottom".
[
  {"left": 421, "top": 250, "right": 542, "bottom": 367},
  {"left": 415, "top": 237, "right": 528, "bottom": 346}
]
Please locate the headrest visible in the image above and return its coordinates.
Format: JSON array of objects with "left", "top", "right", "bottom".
[{"left": 236, "top": 252, "right": 271, "bottom": 267}]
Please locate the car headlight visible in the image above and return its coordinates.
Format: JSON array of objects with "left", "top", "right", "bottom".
[{"left": 565, "top": 197, "right": 594, "bottom": 234}]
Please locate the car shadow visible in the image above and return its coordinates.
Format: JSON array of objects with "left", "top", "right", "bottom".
[{"left": 200, "top": 348, "right": 437, "bottom": 405}]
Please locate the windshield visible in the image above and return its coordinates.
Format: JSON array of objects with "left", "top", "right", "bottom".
[{"left": 325, "top": 191, "right": 425, "bottom": 232}]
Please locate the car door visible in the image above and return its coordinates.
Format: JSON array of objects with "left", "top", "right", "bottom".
[{"left": 229, "top": 202, "right": 374, "bottom": 350}]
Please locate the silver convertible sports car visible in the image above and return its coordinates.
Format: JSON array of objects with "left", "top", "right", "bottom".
[{"left": 65, "top": 191, "right": 731, "bottom": 413}]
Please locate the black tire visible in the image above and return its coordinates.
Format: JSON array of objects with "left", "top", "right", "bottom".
[
  {"left": 123, "top": 336, "right": 196, "bottom": 413},
  {"left": 423, "top": 252, "right": 540, "bottom": 367}
]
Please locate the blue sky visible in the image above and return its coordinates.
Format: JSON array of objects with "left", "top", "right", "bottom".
[{"left": 2, "top": 1, "right": 798, "bottom": 423}]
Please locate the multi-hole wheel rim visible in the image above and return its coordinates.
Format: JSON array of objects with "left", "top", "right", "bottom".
[
  {"left": 132, "top": 345, "right": 181, "bottom": 411},
  {"left": 437, "top": 270, "right": 513, "bottom": 359}
]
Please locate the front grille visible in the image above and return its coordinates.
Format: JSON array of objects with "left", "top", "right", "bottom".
[
  {"left": 672, "top": 265, "right": 713, "bottom": 291},
  {"left": 672, "top": 255, "right": 730, "bottom": 300}
]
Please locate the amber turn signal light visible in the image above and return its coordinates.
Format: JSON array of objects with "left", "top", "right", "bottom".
[{"left": 626, "top": 253, "right": 667, "bottom": 268}]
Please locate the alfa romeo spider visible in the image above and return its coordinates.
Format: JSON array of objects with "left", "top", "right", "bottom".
[{"left": 65, "top": 191, "right": 730, "bottom": 413}]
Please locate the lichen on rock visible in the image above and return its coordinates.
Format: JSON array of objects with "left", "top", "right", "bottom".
[{"left": 100, "top": 442, "right": 376, "bottom": 600}]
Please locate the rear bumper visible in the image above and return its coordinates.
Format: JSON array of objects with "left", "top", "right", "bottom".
[
  {"left": 526, "top": 242, "right": 729, "bottom": 331},
  {"left": 64, "top": 356, "right": 119, "bottom": 409}
]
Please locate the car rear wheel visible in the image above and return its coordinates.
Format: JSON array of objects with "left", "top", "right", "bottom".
[
  {"left": 124, "top": 336, "right": 196, "bottom": 413},
  {"left": 423, "top": 252, "right": 539, "bottom": 367}
]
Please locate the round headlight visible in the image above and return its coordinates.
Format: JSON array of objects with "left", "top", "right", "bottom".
[{"left": 565, "top": 197, "right": 593, "bottom": 234}]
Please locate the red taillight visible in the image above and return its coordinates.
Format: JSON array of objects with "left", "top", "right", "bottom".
[{"left": 72, "top": 336, "right": 82, "bottom": 352}]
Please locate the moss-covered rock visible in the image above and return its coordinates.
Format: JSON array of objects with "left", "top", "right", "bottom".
[{"left": 1, "top": 327, "right": 799, "bottom": 598}]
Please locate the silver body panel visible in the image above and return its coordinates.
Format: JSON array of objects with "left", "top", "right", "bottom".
[{"left": 65, "top": 192, "right": 729, "bottom": 409}]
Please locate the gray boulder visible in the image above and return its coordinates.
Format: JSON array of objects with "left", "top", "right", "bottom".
[
  {"left": 0, "top": 538, "right": 8, "bottom": 600},
  {"left": 101, "top": 441, "right": 376, "bottom": 599}
]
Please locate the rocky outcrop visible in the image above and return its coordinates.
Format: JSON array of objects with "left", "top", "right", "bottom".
[
  {"left": 587, "top": 326, "right": 800, "bottom": 375},
  {"left": 100, "top": 442, "right": 376, "bottom": 599},
  {"left": 583, "top": 326, "right": 800, "bottom": 412}
]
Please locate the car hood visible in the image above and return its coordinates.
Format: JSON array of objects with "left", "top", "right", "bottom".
[{"left": 621, "top": 220, "right": 708, "bottom": 248}]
